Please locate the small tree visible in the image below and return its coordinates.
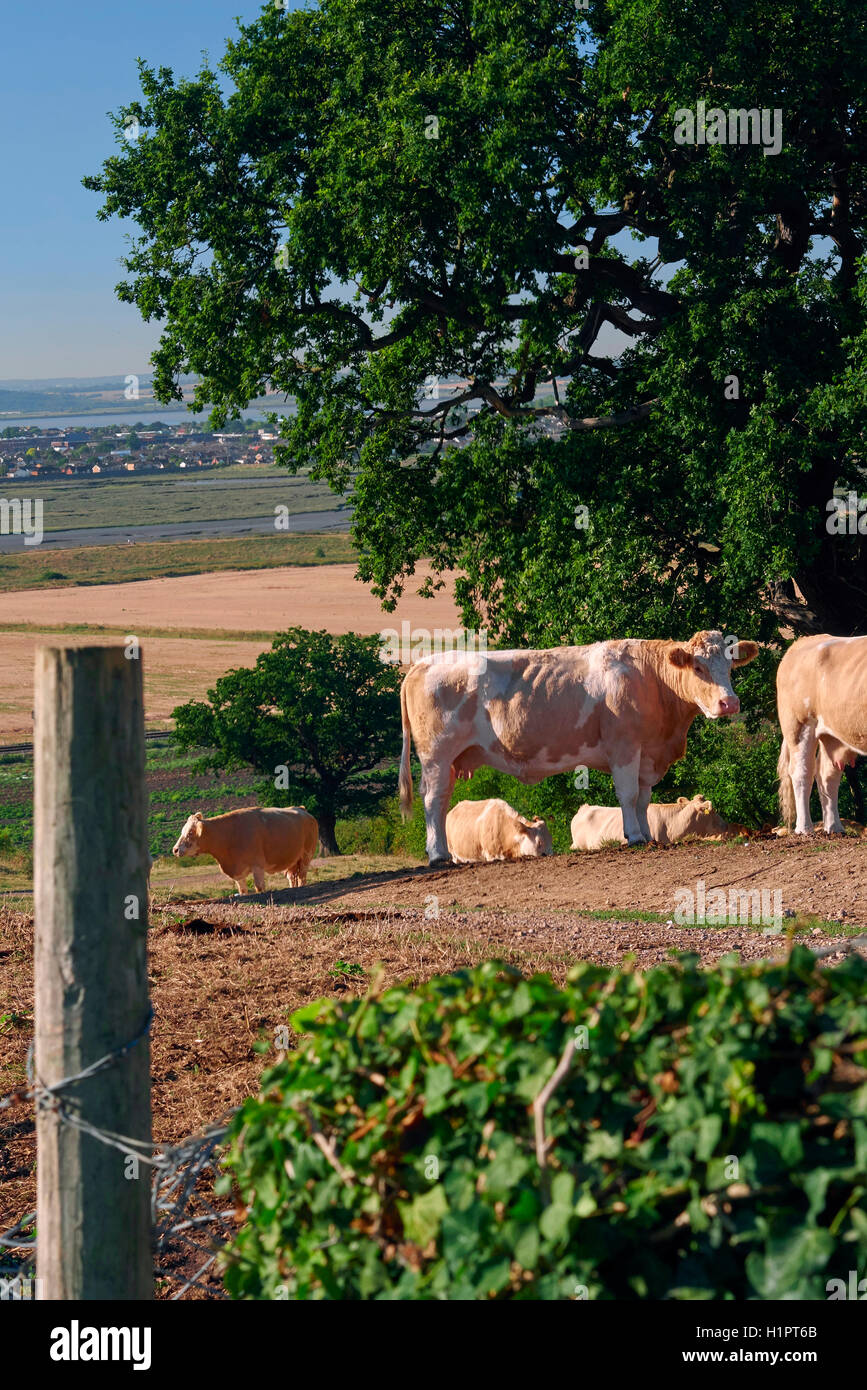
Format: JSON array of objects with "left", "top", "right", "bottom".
[{"left": 172, "top": 628, "right": 402, "bottom": 856}]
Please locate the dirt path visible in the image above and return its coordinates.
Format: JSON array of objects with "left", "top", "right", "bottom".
[{"left": 231, "top": 836, "right": 867, "bottom": 935}]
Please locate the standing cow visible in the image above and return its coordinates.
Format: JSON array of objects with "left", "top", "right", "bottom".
[
  {"left": 172, "top": 806, "right": 318, "bottom": 894},
  {"left": 399, "top": 630, "right": 758, "bottom": 864},
  {"left": 777, "top": 634, "right": 866, "bottom": 834}
]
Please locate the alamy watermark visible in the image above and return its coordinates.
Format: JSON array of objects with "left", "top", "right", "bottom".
[
  {"left": 379, "top": 621, "right": 488, "bottom": 669},
  {"left": 674, "top": 101, "right": 782, "bottom": 157},
  {"left": 0, "top": 497, "right": 43, "bottom": 546},
  {"left": 0, "top": 1274, "right": 43, "bottom": 1300},
  {"left": 673, "top": 879, "right": 783, "bottom": 933},
  {"left": 826, "top": 492, "right": 867, "bottom": 535}
]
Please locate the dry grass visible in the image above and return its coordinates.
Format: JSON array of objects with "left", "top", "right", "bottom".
[{"left": 0, "top": 531, "right": 356, "bottom": 593}]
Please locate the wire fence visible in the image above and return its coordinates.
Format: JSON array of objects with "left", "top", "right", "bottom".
[{"left": 0, "top": 1012, "right": 241, "bottom": 1300}]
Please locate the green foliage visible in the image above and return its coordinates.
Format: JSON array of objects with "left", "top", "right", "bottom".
[
  {"left": 87, "top": 0, "right": 867, "bottom": 640},
  {"left": 328, "top": 961, "right": 367, "bottom": 982},
  {"left": 172, "top": 628, "right": 402, "bottom": 851},
  {"left": 655, "top": 721, "right": 783, "bottom": 829},
  {"left": 220, "top": 951, "right": 867, "bottom": 1300}
]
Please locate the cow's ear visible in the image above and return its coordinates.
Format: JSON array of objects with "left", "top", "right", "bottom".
[
  {"left": 668, "top": 646, "right": 693, "bottom": 669},
  {"left": 731, "top": 640, "right": 759, "bottom": 666},
  {"left": 193, "top": 811, "right": 204, "bottom": 821}
]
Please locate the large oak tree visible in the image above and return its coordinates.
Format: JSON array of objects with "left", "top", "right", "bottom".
[{"left": 86, "top": 0, "right": 867, "bottom": 647}]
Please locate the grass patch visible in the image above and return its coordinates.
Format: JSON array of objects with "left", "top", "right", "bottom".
[
  {"left": 0, "top": 473, "right": 342, "bottom": 534},
  {"left": 0, "top": 531, "right": 355, "bottom": 592}
]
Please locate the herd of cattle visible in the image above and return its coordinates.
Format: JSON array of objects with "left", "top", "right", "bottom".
[{"left": 170, "top": 630, "right": 866, "bottom": 894}]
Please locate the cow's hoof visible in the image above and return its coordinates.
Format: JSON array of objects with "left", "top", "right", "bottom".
[{"left": 428, "top": 857, "right": 454, "bottom": 870}]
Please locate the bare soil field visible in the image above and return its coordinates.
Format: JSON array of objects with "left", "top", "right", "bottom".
[
  {"left": 2, "top": 838, "right": 864, "bottom": 1296},
  {"left": 312, "top": 835, "right": 867, "bottom": 931},
  {"left": 0, "top": 562, "right": 459, "bottom": 741},
  {"left": 0, "top": 560, "right": 457, "bottom": 636},
  {"left": 145, "top": 834, "right": 867, "bottom": 936},
  {"left": 0, "top": 631, "right": 267, "bottom": 742}
]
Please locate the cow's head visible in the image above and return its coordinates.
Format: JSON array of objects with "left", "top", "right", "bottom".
[
  {"left": 516, "top": 816, "right": 553, "bottom": 857},
  {"left": 668, "top": 631, "right": 758, "bottom": 718},
  {"left": 681, "top": 794, "right": 728, "bottom": 835},
  {"left": 173, "top": 812, "right": 204, "bottom": 858}
]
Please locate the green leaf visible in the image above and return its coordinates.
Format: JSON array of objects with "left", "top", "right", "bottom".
[{"left": 398, "top": 1185, "right": 449, "bottom": 1249}]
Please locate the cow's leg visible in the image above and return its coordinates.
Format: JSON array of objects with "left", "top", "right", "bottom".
[
  {"left": 233, "top": 878, "right": 247, "bottom": 896},
  {"left": 816, "top": 743, "right": 845, "bottom": 834},
  {"left": 636, "top": 782, "right": 653, "bottom": 843},
  {"left": 422, "top": 760, "right": 455, "bottom": 865},
  {"left": 252, "top": 866, "right": 266, "bottom": 893},
  {"left": 790, "top": 723, "right": 818, "bottom": 834},
  {"left": 611, "top": 754, "right": 646, "bottom": 845}
]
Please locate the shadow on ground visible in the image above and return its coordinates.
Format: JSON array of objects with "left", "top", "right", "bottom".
[{"left": 232, "top": 861, "right": 461, "bottom": 907}]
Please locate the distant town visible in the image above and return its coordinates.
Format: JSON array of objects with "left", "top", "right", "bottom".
[{"left": 0, "top": 418, "right": 286, "bottom": 480}]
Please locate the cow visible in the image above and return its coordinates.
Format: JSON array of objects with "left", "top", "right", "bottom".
[
  {"left": 172, "top": 806, "right": 319, "bottom": 894},
  {"left": 570, "top": 795, "right": 750, "bottom": 851},
  {"left": 446, "top": 798, "right": 553, "bottom": 863},
  {"left": 776, "top": 634, "right": 867, "bottom": 834},
  {"left": 399, "top": 630, "right": 758, "bottom": 864}
]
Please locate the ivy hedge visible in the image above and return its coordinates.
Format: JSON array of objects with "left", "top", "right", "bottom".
[{"left": 219, "top": 949, "right": 867, "bottom": 1300}]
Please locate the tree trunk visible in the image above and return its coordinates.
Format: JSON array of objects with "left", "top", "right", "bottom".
[{"left": 317, "top": 808, "right": 340, "bottom": 857}]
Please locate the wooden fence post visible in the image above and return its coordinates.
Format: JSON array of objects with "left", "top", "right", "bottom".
[{"left": 34, "top": 644, "right": 152, "bottom": 1300}]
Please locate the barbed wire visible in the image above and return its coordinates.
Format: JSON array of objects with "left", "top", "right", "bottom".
[{"left": 0, "top": 1008, "right": 241, "bottom": 1299}]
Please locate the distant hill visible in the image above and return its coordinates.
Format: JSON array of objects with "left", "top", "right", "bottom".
[
  {"left": 0, "top": 374, "right": 292, "bottom": 420},
  {"left": 0, "top": 381, "right": 194, "bottom": 418},
  {"left": 0, "top": 388, "right": 108, "bottom": 414},
  {"left": 0, "top": 374, "right": 196, "bottom": 391}
]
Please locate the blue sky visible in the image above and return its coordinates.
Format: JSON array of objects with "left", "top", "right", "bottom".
[
  {"left": 0, "top": 0, "right": 273, "bottom": 380},
  {"left": 0, "top": 0, "right": 627, "bottom": 383}
]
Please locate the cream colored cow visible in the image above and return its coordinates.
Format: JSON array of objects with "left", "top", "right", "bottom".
[
  {"left": 399, "top": 631, "right": 758, "bottom": 864},
  {"left": 446, "top": 798, "right": 553, "bottom": 863},
  {"left": 570, "top": 795, "right": 749, "bottom": 850},
  {"left": 777, "top": 635, "right": 866, "bottom": 833},
  {"left": 173, "top": 806, "right": 318, "bottom": 894}
]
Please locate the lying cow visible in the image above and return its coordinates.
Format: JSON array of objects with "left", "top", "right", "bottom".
[
  {"left": 172, "top": 806, "right": 318, "bottom": 894},
  {"left": 446, "top": 798, "right": 553, "bottom": 863},
  {"left": 570, "top": 795, "right": 749, "bottom": 851},
  {"left": 777, "top": 634, "right": 866, "bottom": 834},
  {"left": 399, "top": 630, "right": 758, "bottom": 864}
]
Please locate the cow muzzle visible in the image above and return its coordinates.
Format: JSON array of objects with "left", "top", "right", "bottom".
[{"left": 716, "top": 696, "right": 740, "bottom": 717}]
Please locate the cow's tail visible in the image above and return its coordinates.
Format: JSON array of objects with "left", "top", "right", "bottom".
[
  {"left": 399, "top": 677, "right": 414, "bottom": 819},
  {"left": 777, "top": 737, "right": 796, "bottom": 828}
]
